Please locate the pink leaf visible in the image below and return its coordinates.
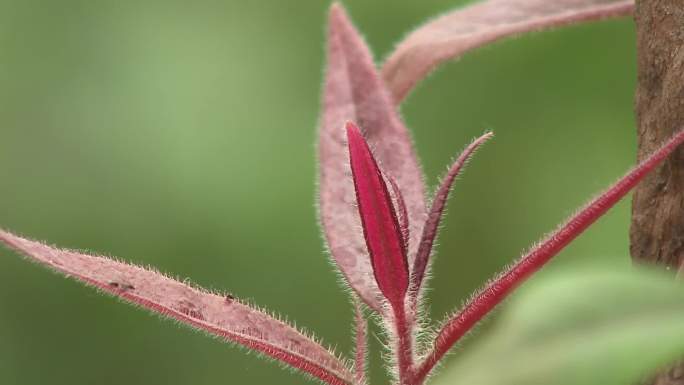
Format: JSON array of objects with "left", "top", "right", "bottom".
[
  {"left": 411, "top": 132, "right": 494, "bottom": 298},
  {"left": 0, "top": 229, "right": 353, "bottom": 385},
  {"left": 346, "top": 122, "right": 409, "bottom": 311},
  {"left": 382, "top": 0, "right": 634, "bottom": 103},
  {"left": 414, "top": 128, "right": 684, "bottom": 384},
  {"left": 320, "top": 3, "right": 426, "bottom": 310}
]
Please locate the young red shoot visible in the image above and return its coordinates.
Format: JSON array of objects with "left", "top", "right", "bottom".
[
  {"left": 346, "top": 121, "right": 414, "bottom": 383},
  {"left": 346, "top": 121, "right": 409, "bottom": 311}
]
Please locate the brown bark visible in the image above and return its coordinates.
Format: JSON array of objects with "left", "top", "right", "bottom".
[{"left": 632, "top": 0, "right": 684, "bottom": 383}]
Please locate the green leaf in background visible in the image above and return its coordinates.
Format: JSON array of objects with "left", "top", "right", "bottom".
[{"left": 431, "top": 266, "right": 684, "bottom": 385}]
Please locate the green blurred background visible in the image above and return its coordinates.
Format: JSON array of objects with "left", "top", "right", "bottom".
[{"left": 0, "top": 1, "right": 637, "bottom": 384}]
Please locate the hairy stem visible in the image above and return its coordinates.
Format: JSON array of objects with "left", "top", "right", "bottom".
[
  {"left": 392, "top": 305, "right": 415, "bottom": 385},
  {"left": 414, "top": 129, "right": 684, "bottom": 383}
]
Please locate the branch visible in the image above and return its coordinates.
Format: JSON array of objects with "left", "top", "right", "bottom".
[{"left": 346, "top": 121, "right": 415, "bottom": 384}]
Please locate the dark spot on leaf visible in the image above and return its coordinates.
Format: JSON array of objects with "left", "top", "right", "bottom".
[
  {"left": 179, "top": 306, "right": 205, "bottom": 321},
  {"left": 108, "top": 282, "right": 135, "bottom": 291}
]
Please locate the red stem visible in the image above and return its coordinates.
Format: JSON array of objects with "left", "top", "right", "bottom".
[
  {"left": 414, "top": 129, "right": 684, "bottom": 383},
  {"left": 393, "top": 304, "right": 415, "bottom": 385}
]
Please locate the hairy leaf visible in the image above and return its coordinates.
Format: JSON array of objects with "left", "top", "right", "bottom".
[
  {"left": 0, "top": 230, "right": 352, "bottom": 385},
  {"left": 382, "top": 0, "right": 634, "bottom": 103},
  {"left": 347, "top": 122, "right": 409, "bottom": 310},
  {"left": 432, "top": 267, "right": 684, "bottom": 385},
  {"left": 320, "top": 3, "right": 426, "bottom": 310}
]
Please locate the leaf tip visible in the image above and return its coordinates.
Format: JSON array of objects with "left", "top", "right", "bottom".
[
  {"left": 345, "top": 120, "right": 361, "bottom": 142},
  {"left": 328, "top": 2, "right": 351, "bottom": 33},
  {"left": 329, "top": 2, "right": 347, "bottom": 19}
]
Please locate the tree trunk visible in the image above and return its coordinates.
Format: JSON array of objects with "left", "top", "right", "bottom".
[{"left": 631, "top": 0, "right": 684, "bottom": 383}]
